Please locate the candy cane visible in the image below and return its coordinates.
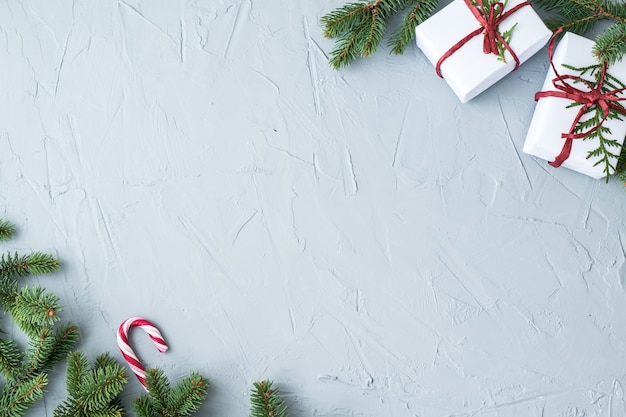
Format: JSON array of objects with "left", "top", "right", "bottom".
[{"left": 117, "top": 317, "right": 169, "bottom": 391}]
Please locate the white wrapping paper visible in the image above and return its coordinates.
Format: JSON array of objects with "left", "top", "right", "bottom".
[
  {"left": 523, "top": 32, "right": 626, "bottom": 179},
  {"left": 415, "top": 0, "right": 551, "bottom": 103}
]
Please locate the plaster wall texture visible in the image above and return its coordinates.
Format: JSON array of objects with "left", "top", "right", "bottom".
[{"left": 1, "top": 1, "right": 626, "bottom": 416}]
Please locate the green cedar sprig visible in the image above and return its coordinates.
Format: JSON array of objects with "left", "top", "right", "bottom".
[
  {"left": 560, "top": 62, "right": 626, "bottom": 181},
  {"left": 250, "top": 380, "right": 289, "bottom": 417},
  {"left": 320, "top": 0, "right": 438, "bottom": 69},
  {"left": 53, "top": 351, "right": 127, "bottom": 417},
  {"left": 133, "top": 368, "right": 208, "bottom": 417}
]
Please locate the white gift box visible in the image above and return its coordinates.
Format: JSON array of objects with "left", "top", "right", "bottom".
[
  {"left": 523, "top": 32, "right": 626, "bottom": 179},
  {"left": 414, "top": 0, "right": 551, "bottom": 103}
]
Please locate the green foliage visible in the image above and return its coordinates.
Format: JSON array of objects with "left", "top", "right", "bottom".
[
  {"left": 321, "top": 0, "right": 438, "bottom": 68},
  {"left": 0, "top": 374, "right": 47, "bottom": 417},
  {"left": 250, "top": 380, "right": 289, "bottom": 417},
  {"left": 531, "top": 0, "right": 601, "bottom": 34},
  {"left": 0, "top": 339, "right": 21, "bottom": 379},
  {"left": 53, "top": 351, "right": 127, "bottom": 417},
  {"left": 560, "top": 62, "right": 626, "bottom": 180},
  {"left": 0, "top": 217, "right": 283, "bottom": 416},
  {"left": 0, "top": 251, "right": 60, "bottom": 279},
  {"left": 532, "top": 0, "right": 626, "bottom": 65},
  {"left": 388, "top": 0, "right": 438, "bottom": 54},
  {"left": 594, "top": 22, "right": 626, "bottom": 65},
  {"left": 497, "top": 22, "right": 518, "bottom": 63},
  {"left": 133, "top": 368, "right": 208, "bottom": 417},
  {"left": 0, "top": 221, "right": 14, "bottom": 242},
  {"left": 0, "top": 219, "right": 79, "bottom": 417}
]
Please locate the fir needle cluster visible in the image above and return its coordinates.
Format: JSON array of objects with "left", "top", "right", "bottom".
[
  {"left": 53, "top": 352, "right": 127, "bottom": 417},
  {"left": 320, "top": 0, "right": 438, "bottom": 69},
  {"left": 250, "top": 380, "right": 289, "bottom": 417},
  {"left": 133, "top": 368, "right": 208, "bottom": 417},
  {"left": 0, "top": 220, "right": 79, "bottom": 417}
]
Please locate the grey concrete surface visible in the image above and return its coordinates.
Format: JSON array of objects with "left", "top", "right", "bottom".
[{"left": 1, "top": 1, "right": 626, "bottom": 416}]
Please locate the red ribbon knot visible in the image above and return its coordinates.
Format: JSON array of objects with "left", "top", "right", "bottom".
[
  {"left": 534, "top": 28, "right": 626, "bottom": 168},
  {"left": 435, "top": 0, "right": 530, "bottom": 78}
]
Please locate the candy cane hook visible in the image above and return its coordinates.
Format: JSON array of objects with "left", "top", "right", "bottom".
[{"left": 117, "top": 317, "right": 169, "bottom": 391}]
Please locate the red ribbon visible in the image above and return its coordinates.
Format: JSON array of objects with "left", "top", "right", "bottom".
[
  {"left": 435, "top": 0, "right": 530, "bottom": 78},
  {"left": 534, "top": 27, "right": 626, "bottom": 167}
]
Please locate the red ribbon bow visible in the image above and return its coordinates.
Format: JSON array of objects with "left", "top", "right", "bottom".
[
  {"left": 534, "top": 27, "right": 626, "bottom": 167},
  {"left": 435, "top": 0, "right": 530, "bottom": 78}
]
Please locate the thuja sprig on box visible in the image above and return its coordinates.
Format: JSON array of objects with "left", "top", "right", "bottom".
[
  {"left": 523, "top": 31, "right": 626, "bottom": 181},
  {"left": 562, "top": 62, "right": 626, "bottom": 180},
  {"left": 320, "top": 0, "right": 438, "bottom": 69}
]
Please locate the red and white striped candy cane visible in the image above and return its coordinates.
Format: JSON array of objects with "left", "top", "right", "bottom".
[{"left": 117, "top": 317, "right": 169, "bottom": 391}]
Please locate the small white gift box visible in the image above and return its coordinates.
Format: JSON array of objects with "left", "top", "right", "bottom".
[
  {"left": 415, "top": 0, "right": 551, "bottom": 103},
  {"left": 523, "top": 32, "right": 626, "bottom": 179}
]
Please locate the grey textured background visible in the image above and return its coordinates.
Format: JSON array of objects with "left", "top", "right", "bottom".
[{"left": 1, "top": 1, "right": 626, "bottom": 416}]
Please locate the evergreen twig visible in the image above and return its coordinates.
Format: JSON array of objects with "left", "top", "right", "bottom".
[
  {"left": 560, "top": 62, "right": 626, "bottom": 181},
  {"left": 53, "top": 351, "right": 127, "bottom": 417},
  {"left": 0, "top": 221, "right": 14, "bottom": 242},
  {"left": 0, "top": 220, "right": 78, "bottom": 417},
  {"left": 321, "top": 0, "right": 437, "bottom": 68},
  {"left": 250, "top": 380, "right": 289, "bottom": 417},
  {"left": 133, "top": 368, "right": 208, "bottom": 417},
  {"left": 0, "top": 252, "right": 60, "bottom": 280}
]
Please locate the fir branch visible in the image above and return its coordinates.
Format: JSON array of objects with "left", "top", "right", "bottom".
[
  {"left": 328, "top": 29, "right": 362, "bottom": 69},
  {"left": 26, "top": 328, "right": 59, "bottom": 372},
  {"left": 0, "top": 252, "right": 60, "bottom": 280},
  {"left": 250, "top": 380, "right": 289, "bottom": 417},
  {"left": 53, "top": 352, "right": 126, "bottom": 417},
  {"left": 321, "top": 0, "right": 435, "bottom": 68},
  {"left": 594, "top": 22, "right": 626, "bottom": 65},
  {"left": 38, "top": 324, "right": 80, "bottom": 370},
  {"left": 80, "top": 361, "right": 127, "bottom": 411},
  {"left": 65, "top": 349, "right": 91, "bottom": 398},
  {"left": 0, "top": 338, "right": 21, "bottom": 379},
  {"left": 389, "top": 0, "right": 438, "bottom": 54},
  {"left": 361, "top": 4, "right": 386, "bottom": 56},
  {"left": 146, "top": 368, "right": 171, "bottom": 412},
  {"left": 0, "top": 373, "right": 47, "bottom": 417},
  {"left": 0, "top": 220, "right": 14, "bottom": 242},
  {"left": 134, "top": 368, "right": 208, "bottom": 417},
  {"left": 134, "top": 396, "right": 156, "bottom": 417},
  {"left": 321, "top": 2, "right": 371, "bottom": 38},
  {"left": 168, "top": 373, "right": 209, "bottom": 416},
  {"left": 11, "top": 286, "right": 61, "bottom": 337}
]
